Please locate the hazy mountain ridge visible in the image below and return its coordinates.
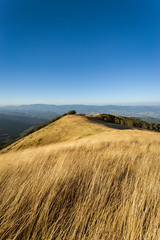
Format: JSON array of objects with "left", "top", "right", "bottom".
[
  {"left": 136, "top": 116, "right": 160, "bottom": 123},
  {"left": 1, "top": 104, "right": 160, "bottom": 118}
]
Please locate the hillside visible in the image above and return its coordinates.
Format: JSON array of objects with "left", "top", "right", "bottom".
[
  {"left": 2, "top": 113, "right": 160, "bottom": 153},
  {"left": 0, "top": 115, "right": 160, "bottom": 239},
  {"left": 2, "top": 114, "right": 132, "bottom": 152},
  {"left": 1, "top": 112, "right": 160, "bottom": 152}
]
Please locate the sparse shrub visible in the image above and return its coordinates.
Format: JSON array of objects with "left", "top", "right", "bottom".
[{"left": 67, "top": 110, "right": 76, "bottom": 115}]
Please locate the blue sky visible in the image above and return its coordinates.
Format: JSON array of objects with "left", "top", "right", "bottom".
[{"left": 0, "top": 0, "right": 160, "bottom": 105}]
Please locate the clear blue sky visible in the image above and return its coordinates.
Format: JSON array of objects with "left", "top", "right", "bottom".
[{"left": 0, "top": 0, "right": 160, "bottom": 105}]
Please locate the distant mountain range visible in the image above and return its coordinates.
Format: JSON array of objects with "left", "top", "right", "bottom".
[{"left": 1, "top": 104, "right": 160, "bottom": 119}]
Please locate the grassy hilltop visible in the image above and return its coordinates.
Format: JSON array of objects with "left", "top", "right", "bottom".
[{"left": 0, "top": 114, "right": 160, "bottom": 239}]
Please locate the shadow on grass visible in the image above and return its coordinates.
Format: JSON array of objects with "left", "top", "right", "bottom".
[{"left": 86, "top": 116, "right": 132, "bottom": 130}]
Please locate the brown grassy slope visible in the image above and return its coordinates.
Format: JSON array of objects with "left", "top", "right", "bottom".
[
  {"left": 0, "top": 117, "right": 160, "bottom": 239},
  {"left": 1, "top": 114, "right": 130, "bottom": 152}
]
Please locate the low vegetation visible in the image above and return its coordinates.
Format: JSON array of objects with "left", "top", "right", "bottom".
[
  {"left": 95, "top": 113, "right": 160, "bottom": 132},
  {"left": 0, "top": 115, "right": 160, "bottom": 239}
]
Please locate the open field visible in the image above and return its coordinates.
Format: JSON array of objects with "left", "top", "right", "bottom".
[{"left": 0, "top": 115, "right": 160, "bottom": 239}]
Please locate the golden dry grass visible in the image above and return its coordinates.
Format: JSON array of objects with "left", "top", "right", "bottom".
[
  {"left": 0, "top": 116, "right": 160, "bottom": 239},
  {"left": 2, "top": 115, "right": 130, "bottom": 152}
]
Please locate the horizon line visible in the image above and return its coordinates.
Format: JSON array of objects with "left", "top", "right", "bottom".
[{"left": 0, "top": 103, "right": 160, "bottom": 107}]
